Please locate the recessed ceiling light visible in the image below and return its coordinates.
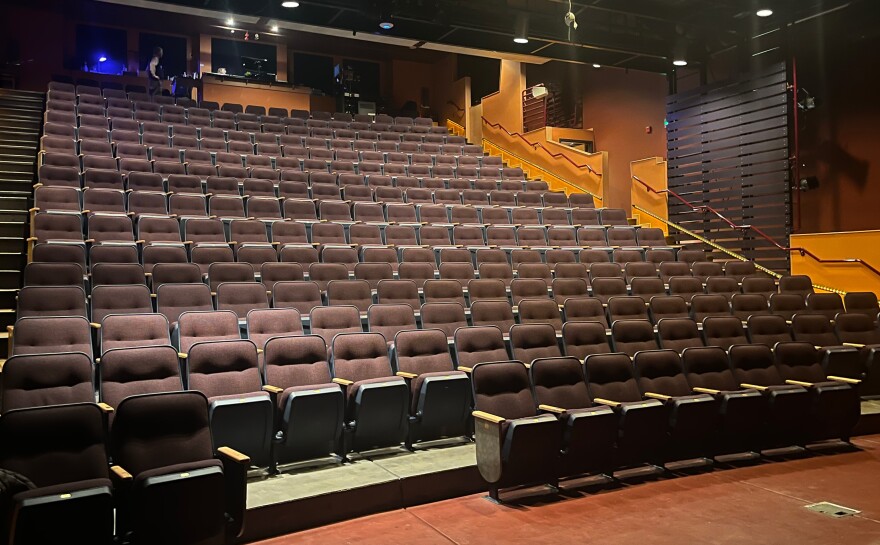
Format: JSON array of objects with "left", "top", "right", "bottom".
[
  {"left": 592, "top": 63, "right": 601, "bottom": 68},
  {"left": 226, "top": 17, "right": 234, "bottom": 25},
  {"left": 270, "top": 25, "right": 279, "bottom": 32},
  {"left": 673, "top": 59, "right": 688, "bottom": 66},
  {"left": 379, "top": 21, "right": 394, "bottom": 30},
  {"left": 281, "top": 1, "right": 300, "bottom": 7},
  {"left": 756, "top": 8, "right": 773, "bottom": 17},
  {"left": 513, "top": 37, "right": 529, "bottom": 44}
]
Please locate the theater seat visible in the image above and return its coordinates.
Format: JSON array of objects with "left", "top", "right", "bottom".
[
  {"left": 330, "top": 332, "right": 409, "bottom": 454},
  {"left": 0, "top": 403, "right": 114, "bottom": 545},
  {"left": 109, "top": 391, "right": 248, "bottom": 544},
  {"left": 529, "top": 356, "right": 617, "bottom": 479},
  {"left": 471, "top": 360, "right": 561, "bottom": 502}
]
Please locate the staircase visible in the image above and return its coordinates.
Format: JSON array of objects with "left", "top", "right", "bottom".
[{"left": 0, "top": 89, "right": 44, "bottom": 355}]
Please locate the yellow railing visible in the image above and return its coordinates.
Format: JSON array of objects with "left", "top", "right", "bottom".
[
  {"left": 481, "top": 139, "right": 602, "bottom": 202},
  {"left": 447, "top": 120, "right": 466, "bottom": 137}
]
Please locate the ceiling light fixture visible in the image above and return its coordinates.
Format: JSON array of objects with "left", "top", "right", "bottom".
[
  {"left": 592, "top": 63, "right": 601, "bottom": 68},
  {"left": 281, "top": 1, "right": 300, "bottom": 7},
  {"left": 379, "top": 20, "right": 394, "bottom": 30},
  {"left": 270, "top": 25, "right": 279, "bottom": 32},
  {"left": 226, "top": 17, "right": 234, "bottom": 25},
  {"left": 513, "top": 13, "right": 529, "bottom": 44},
  {"left": 673, "top": 59, "right": 688, "bottom": 66},
  {"left": 756, "top": 8, "right": 773, "bottom": 17}
]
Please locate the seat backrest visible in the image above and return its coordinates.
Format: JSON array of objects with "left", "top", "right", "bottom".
[
  {"left": 844, "top": 291, "right": 879, "bottom": 319},
  {"left": 509, "top": 323, "right": 561, "bottom": 363},
  {"left": 529, "top": 356, "right": 592, "bottom": 410},
  {"left": 835, "top": 312, "right": 880, "bottom": 345},
  {"left": 790, "top": 313, "right": 839, "bottom": 346},
  {"left": 0, "top": 402, "right": 109, "bottom": 488},
  {"left": 423, "top": 280, "right": 466, "bottom": 306},
  {"left": 375, "top": 279, "right": 420, "bottom": 309},
  {"left": 327, "top": 280, "right": 373, "bottom": 312},
  {"left": 747, "top": 314, "right": 793, "bottom": 347},
  {"left": 394, "top": 328, "right": 454, "bottom": 375},
  {"left": 608, "top": 296, "right": 649, "bottom": 322},
  {"left": 561, "top": 321, "right": 611, "bottom": 361},
  {"left": 12, "top": 316, "right": 92, "bottom": 357},
  {"left": 584, "top": 353, "right": 642, "bottom": 403},
  {"left": 691, "top": 294, "right": 731, "bottom": 323},
  {"left": 273, "top": 281, "right": 323, "bottom": 315},
  {"left": 469, "top": 300, "right": 515, "bottom": 333},
  {"left": 246, "top": 308, "right": 303, "bottom": 351},
  {"left": 330, "top": 332, "right": 393, "bottom": 382},
  {"left": 177, "top": 310, "right": 241, "bottom": 354},
  {"left": 99, "top": 345, "right": 183, "bottom": 410},
  {"left": 563, "top": 296, "right": 608, "bottom": 327},
  {"left": 778, "top": 274, "right": 814, "bottom": 297},
  {"left": 16, "top": 285, "right": 87, "bottom": 319},
  {"left": 90, "top": 284, "right": 152, "bottom": 324},
  {"left": 471, "top": 360, "right": 537, "bottom": 420},
  {"left": 367, "top": 304, "right": 416, "bottom": 344},
  {"left": 649, "top": 295, "right": 690, "bottom": 322},
  {"left": 454, "top": 326, "right": 509, "bottom": 369},
  {"left": 215, "top": 282, "right": 270, "bottom": 319},
  {"left": 23, "top": 262, "right": 84, "bottom": 289},
  {"left": 609, "top": 319, "right": 658, "bottom": 357},
  {"left": 263, "top": 335, "right": 332, "bottom": 388},
  {"left": 702, "top": 315, "right": 748, "bottom": 350},
  {"left": 419, "top": 302, "right": 467, "bottom": 338},
  {"left": 680, "top": 346, "right": 739, "bottom": 391},
  {"left": 632, "top": 349, "right": 692, "bottom": 397},
  {"left": 100, "top": 313, "right": 171, "bottom": 353},
  {"left": 774, "top": 341, "right": 827, "bottom": 384},
  {"left": 730, "top": 293, "right": 769, "bottom": 321},
  {"left": 1, "top": 352, "right": 94, "bottom": 412},
  {"left": 111, "top": 391, "right": 214, "bottom": 477},
  {"left": 728, "top": 344, "right": 783, "bottom": 386},
  {"left": 156, "top": 283, "right": 213, "bottom": 328},
  {"left": 806, "top": 292, "right": 845, "bottom": 321},
  {"left": 186, "top": 339, "right": 262, "bottom": 398},
  {"left": 310, "top": 305, "right": 363, "bottom": 346},
  {"left": 517, "top": 298, "right": 563, "bottom": 331},
  {"left": 657, "top": 318, "right": 703, "bottom": 352}
]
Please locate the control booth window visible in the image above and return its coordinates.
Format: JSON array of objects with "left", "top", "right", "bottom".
[
  {"left": 139, "top": 33, "right": 187, "bottom": 78},
  {"left": 211, "top": 38, "right": 277, "bottom": 82}
]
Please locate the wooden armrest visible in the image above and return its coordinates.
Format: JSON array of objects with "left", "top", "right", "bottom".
[
  {"left": 178, "top": 352, "right": 187, "bottom": 359},
  {"left": 740, "top": 383, "right": 768, "bottom": 391},
  {"left": 457, "top": 366, "right": 473, "bottom": 373},
  {"left": 97, "top": 402, "right": 114, "bottom": 414},
  {"left": 332, "top": 377, "right": 353, "bottom": 386},
  {"left": 217, "top": 446, "right": 251, "bottom": 465},
  {"left": 843, "top": 342, "right": 866, "bottom": 348},
  {"left": 0, "top": 360, "right": 5, "bottom": 373},
  {"left": 785, "top": 379, "right": 814, "bottom": 388},
  {"left": 110, "top": 465, "right": 132, "bottom": 481},
  {"left": 473, "top": 410, "right": 505, "bottom": 424},
  {"left": 90, "top": 322, "right": 101, "bottom": 329},
  {"left": 592, "top": 397, "right": 620, "bottom": 407},
  {"left": 395, "top": 371, "right": 417, "bottom": 379},
  {"left": 693, "top": 387, "right": 720, "bottom": 395},
  {"left": 538, "top": 404, "right": 566, "bottom": 414},
  {"left": 644, "top": 392, "right": 671, "bottom": 401},
  {"left": 262, "top": 385, "right": 283, "bottom": 394},
  {"left": 256, "top": 348, "right": 264, "bottom": 354},
  {"left": 828, "top": 375, "right": 861, "bottom": 385}
]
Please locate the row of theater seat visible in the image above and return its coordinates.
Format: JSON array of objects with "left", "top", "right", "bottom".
[
  {"left": 4, "top": 312, "right": 863, "bottom": 490},
  {"left": 0, "top": 391, "right": 248, "bottom": 544}
]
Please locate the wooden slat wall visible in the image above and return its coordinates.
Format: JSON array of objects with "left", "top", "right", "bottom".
[{"left": 666, "top": 62, "right": 791, "bottom": 273}]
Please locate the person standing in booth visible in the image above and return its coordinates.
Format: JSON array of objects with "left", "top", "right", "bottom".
[{"left": 147, "top": 46, "right": 164, "bottom": 98}]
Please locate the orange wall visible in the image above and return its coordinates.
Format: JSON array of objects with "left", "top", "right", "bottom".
[
  {"left": 790, "top": 231, "right": 880, "bottom": 295},
  {"left": 582, "top": 68, "right": 668, "bottom": 209},
  {"left": 482, "top": 60, "right": 525, "bottom": 134}
]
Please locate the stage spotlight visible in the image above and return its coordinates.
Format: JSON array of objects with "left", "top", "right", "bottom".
[
  {"left": 281, "top": 1, "right": 300, "bottom": 7},
  {"left": 756, "top": 9, "right": 773, "bottom": 17},
  {"left": 513, "top": 14, "right": 529, "bottom": 44}
]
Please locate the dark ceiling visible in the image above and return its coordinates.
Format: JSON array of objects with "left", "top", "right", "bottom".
[{"left": 140, "top": 0, "right": 866, "bottom": 72}]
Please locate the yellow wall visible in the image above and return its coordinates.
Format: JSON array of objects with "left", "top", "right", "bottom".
[
  {"left": 790, "top": 230, "right": 880, "bottom": 295},
  {"left": 481, "top": 60, "right": 526, "bottom": 135},
  {"left": 630, "top": 157, "right": 668, "bottom": 234}
]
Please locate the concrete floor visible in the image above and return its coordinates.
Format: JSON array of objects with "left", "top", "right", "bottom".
[
  {"left": 251, "top": 435, "right": 880, "bottom": 545},
  {"left": 247, "top": 442, "right": 476, "bottom": 509}
]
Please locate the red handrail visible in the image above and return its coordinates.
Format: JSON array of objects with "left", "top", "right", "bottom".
[
  {"left": 632, "top": 174, "right": 880, "bottom": 278},
  {"left": 481, "top": 117, "right": 601, "bottom": 176},
  {"left": 446, "top": 100, "right": 465, "bottom": 113}
]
